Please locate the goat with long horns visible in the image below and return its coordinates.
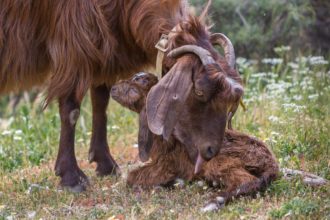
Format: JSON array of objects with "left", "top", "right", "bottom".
[{"left": 111, "top": 72, "right": 279, "bottom": 212}]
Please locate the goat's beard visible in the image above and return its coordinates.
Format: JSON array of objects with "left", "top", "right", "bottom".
[{"left": 194, "top": 152, "right": 205, "bottom": 174}]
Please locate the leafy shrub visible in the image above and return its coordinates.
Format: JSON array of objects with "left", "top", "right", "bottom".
[{"left": 191, "top": 0, "right": 324, "bottom": 58}]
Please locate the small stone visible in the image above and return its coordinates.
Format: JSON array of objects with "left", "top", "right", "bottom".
[
  {"left": 197, "top": 180, "right": 205, "bottom": 187},
  {"left": 216, "top": 196, "right": 225, "bottom": 204},
  {"left": 6, "top": 216, "right": 14, "bottom": 220},
  {"left": 201, "top": 203, "right": 218, "bottom": 212},
  {"left": 27, "top": 184, "right": 43, "bottom": 194},
  {"left": 27, "top": 211, "right": 36, "bottom": 219},
  {"left": 212, "top": 181, "right": 219, "bottom": 187},
  {"left": 96, "top": 204, "right": 109, "bottom": 211},
  {"left": 174, "top": 178, "right": 185, "bottom": 188}
]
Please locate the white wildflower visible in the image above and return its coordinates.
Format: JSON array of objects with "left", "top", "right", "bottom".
[
  {"left": 288, "top": 62, "right": 299, "bottom": 69},
  {"left": 14, "top": 130, "right": 23, "bottom": 135},
  {"left": 266, "top": 81, "right": 292, "bottom": 96},
  {"left": 262, "top": 58, "right": 283, "bottom": 65},
  {"left": 268, "top": 116, "right": 280, "bottom": 123},
  {"left": 282, "top": 103, "right": 306, "bottom": 113},
  {"left": 292, "top": 95, "right": 302, "bottom": 101},
  {"left": 251, "top": 72, "right": 267, "bottom": 78},
  {"left": 274, "top": 46, "right": 291, "bottom": 53},
  {"left": 296, "top": 56, "right": 308, "bottom": 64},
  {"left": 1, "top": 130, "right": 12, "bottom": 136},
  {"left": 13, "top": 136, "right": 22, "bottom": 141},
  {"left": 308, "top": 94, "right": 319, "bottom": 100},
  {"left": 236, "top": 57, "right": 247, "bottom": 65},
  {"left": 309, "top": 56, "right": 329, "bottom": 66},
  {"left": 77, "top": 138, "right": 84, "bottom": 143},
  {"left": 111, "top": 125, "right": 119, "bottom": 130},
  {"left": 271, "top": 131, "right": 281, "bottom": 137}
]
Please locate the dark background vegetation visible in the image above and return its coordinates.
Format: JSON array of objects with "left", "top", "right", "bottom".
[{"left": 192, "top": 0, "right": 330, "bottom": 58}]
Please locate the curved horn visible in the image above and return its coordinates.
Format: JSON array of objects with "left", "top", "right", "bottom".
[
  {"left": 210, "top": 33, "right": 236, "bottom": 69},
  {"left": 168, "top": 45, "right": 216, "bottom": 66}
]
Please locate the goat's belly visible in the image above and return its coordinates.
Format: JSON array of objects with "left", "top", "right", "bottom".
[{"left": 0, "top": 69, "right": 50, "bottom": 95}]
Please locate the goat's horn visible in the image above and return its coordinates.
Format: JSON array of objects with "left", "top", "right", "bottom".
[
  {"left": 210, "top": 33, "right": 236, "bottom": 69},
  {"left": 168, "top": 45, "right": 216, "bottom": 66}
]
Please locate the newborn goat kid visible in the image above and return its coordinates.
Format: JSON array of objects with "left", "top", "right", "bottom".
[{"left": 111, "top": 73, "right": 279, "bottom": 211}]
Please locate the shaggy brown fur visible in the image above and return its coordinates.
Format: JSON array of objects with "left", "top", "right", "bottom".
[
  {"left": 0, "top": 0, "right": 188, "bottom": 99},
  {"left": 111, "top": 73, "right": 279, "bottom": 210},
  {"left": 0, "top": 0, "right": 191, "bottom": 191},
  {"left": 1, "top": 0, "right": 243, "bottom": 191}
]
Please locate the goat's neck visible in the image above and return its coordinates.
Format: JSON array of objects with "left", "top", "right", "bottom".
[{"left": 124, "top": 0, "right": 188, "bottom": 58}]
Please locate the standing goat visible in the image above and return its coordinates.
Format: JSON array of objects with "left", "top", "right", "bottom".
[
  {"left": 111, "top": 72, "right": 279, "bottom": 211},
  {"left": 0, "top": 0, "right": 242, "bottom": 191}
]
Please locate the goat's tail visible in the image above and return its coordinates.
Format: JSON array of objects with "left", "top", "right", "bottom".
[{"left": 222, "top": 170, "right": 279, "bottom": 204}]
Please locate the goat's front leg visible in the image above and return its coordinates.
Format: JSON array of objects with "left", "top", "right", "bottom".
[
  {"left": 127, "top": 162, "right": 178, "bottom": 188},
  {"left": 88, "top": 84, "right": 120, "bottom": 176},
  {"left": 55, "top": 94, "right": 89, "bottom": 193}
]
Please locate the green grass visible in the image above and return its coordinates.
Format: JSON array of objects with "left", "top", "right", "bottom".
[{"left": 0, "top": 50, "right": 329, "bottom": 219}]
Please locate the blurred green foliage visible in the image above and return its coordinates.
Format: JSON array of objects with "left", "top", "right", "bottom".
[{"left": 191, "top": 0, "right": 329, "bottom": 58}]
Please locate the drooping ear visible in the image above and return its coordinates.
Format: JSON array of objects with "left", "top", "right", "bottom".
[
  {"left": 138, "top": 107, "right": 153, "bottom": 162},
  {"left": 146, "top": 58, "right": 193, "bottom": 140}
]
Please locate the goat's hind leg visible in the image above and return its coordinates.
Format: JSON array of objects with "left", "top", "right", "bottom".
[
  {"left": 88, "top": 84, "right": 120, "bottom": 176},
  {"left": 55, "top": 94, "right": 89, "bottom": 193},
  {"left": 202, "top": 168, "right": 258, "bottom": 212}
]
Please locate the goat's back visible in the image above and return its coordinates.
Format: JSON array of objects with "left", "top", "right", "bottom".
[{"left": 205, "top": 130, "right": 279, "bottom": 178}]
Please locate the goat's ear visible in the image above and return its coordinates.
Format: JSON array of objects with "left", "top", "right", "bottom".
[
  {"left": 138, "top": 107, "right": 153, "bottom": 162},
  {"left": 146, "top": 59, "right": 193, "bottom": 140}
]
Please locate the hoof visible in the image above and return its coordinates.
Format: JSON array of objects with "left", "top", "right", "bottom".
[
  {"left": 59, "top": 168, "right": 90, "bottom": 193},
  {"left": 63, "top": 181, "right": 89, "bottom": 193},
  {"left": 201, "top": 196, "right": 225, "bottom": 212},
  {"left": 96, "top": 168, "right": 121, "bottom": 177},
  {"left": 96, "top": 162, "right": 121, "bottom": 177},
  {"left": 95, "top": 156, "right": 121, "bottom": 177},
  {"left": 89, "top": 151, "right": 121, "bottom": 177}
]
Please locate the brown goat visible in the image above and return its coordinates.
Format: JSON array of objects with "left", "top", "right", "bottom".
[
  {"left": 111, "top": 72, "right": 279, "bottom": 211},
  {"left": 0, "top": 0, "right": 243, "bottom": 191}
]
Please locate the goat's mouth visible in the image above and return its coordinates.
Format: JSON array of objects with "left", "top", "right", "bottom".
[{"left": 194, "top": 152, "right": 205, "bottom": 174}]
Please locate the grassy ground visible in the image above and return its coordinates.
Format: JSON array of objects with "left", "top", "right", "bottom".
[{"left": 0, "top": 50, "right": 329, "bottom": 219}]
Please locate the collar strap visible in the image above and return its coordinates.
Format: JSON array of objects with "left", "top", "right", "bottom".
[{"left": 155, "top": 34, "right": 169, "bottom": 78}]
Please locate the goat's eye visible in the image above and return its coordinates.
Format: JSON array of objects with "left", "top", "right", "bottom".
[
  {"left": 194, "top": 89, "right": 204, "bottom": 97},
  {"left": 129, "top": 88, "right": 139, "bottom": 96},
  {"left": 141, "top": 79, "right": 148, "bottom": 85}
]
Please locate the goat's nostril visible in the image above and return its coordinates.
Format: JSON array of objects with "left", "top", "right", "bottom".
[{"left": 207, "top": 146, "right": 215, "bottom": 156}]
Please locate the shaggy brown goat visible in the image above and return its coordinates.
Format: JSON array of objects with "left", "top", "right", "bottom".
[
  {"left": 0, "top": 0, "right": 243, "bottom": 191},
  {"left": 111, "top": 72, "right": 279, "bottom": 211}
]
